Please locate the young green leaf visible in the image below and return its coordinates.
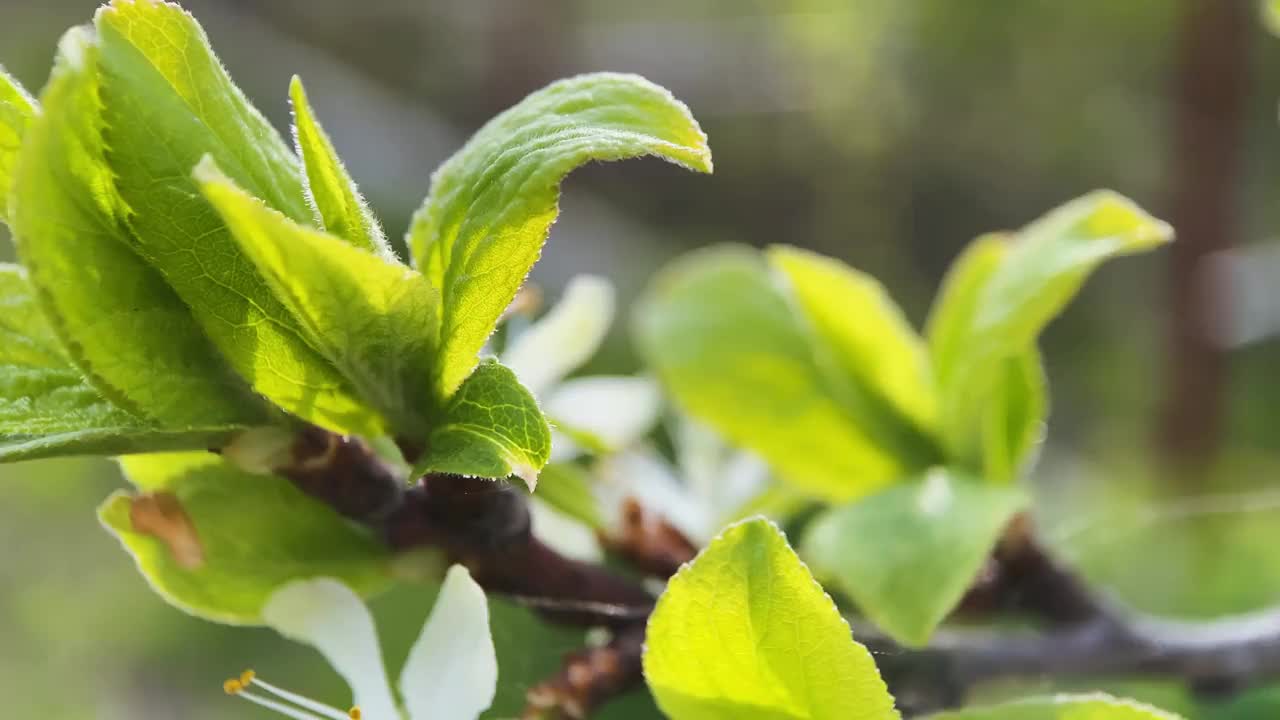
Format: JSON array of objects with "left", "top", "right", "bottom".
[
  {"left": 644, "top": 517, "right": 900, "bottom": 720},
  {"left": 0, "top": 265, "right": 249, "bottom": 462},
  {"left": 928, "top": 193, "right": 1171, "bottom": 477},
  {"left": 289, "top": 75, "right": 392, "bottom": 260},
  {"left": 92, "top": 1, "right": 375, "bottom": 433},
  {"left": 0, "top": 66, "right": 37, "bottom": 223},
  {"left": 10, "top": 27, "right": 267, "bottom": 429},
  {"left": 636, "top": 245, "right": 906, "bottom": 502},
  {"left": 413, "top": 360, "right": 551, "bottom": 489},
  {"left": 195, "top": 157, "right": 437, "bottom": 438},
  {"left": 767, "top": 244, "right": 940, "bottom": 461},
  {"left": 925, "top": 693, "right": 1184, "bottom": 719},
  {"left": 408, "top": 72, "right": 712, "bottom": 400},
  {"left": 100, "top": 452, "right": 390, "bottom": 624},
  {"left": 802, "top": 469, "right": 1027, "bottom": 646},
  {"left": 982, "top": 349, "right": 1047, "bottom": 483}
]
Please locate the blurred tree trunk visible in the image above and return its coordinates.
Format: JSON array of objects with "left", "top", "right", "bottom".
[{"left": 1158, "top": 0, "right": 1250, "bottom": 478}]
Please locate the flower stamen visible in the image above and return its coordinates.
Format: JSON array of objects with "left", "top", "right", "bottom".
[{"left": 222, "top": 669, "right": 357, "bottom": 720}]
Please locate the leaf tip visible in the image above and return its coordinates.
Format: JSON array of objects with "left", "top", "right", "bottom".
[{"left": 513, "top": 463, "right": 539, "bottom": 492}]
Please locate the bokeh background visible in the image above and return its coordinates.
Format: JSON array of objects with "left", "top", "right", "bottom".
[{"left": 3, "top": 0, "right": 1280, "bottom": 717}]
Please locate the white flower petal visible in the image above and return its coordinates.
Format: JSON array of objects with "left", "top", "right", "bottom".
[
  {"left": 673, "top": 416, "right": 730, "bottom": 501},
  {"left": 711, "top": 450, "right": 772, "bottom": 520},
  {"left": 549, "top": 428, "right": 585, "bottom": 463},
  {"left": 399, "top": 565, "right": 498, "bottom": 720},
  {"left": 530, "top": 497, "right": 603, "bottom": 563},
  {"left": 262, "top": 579, "right": 400, "bottom": 720},
  {"left": 502, "top": 275, "right": 615, "bottom": 396},
  {"left": 595, "top": 447, "right": 712, "bottom": 543},
  {"left": 545, "top": 376, "right": 662, "bottom": 451}
]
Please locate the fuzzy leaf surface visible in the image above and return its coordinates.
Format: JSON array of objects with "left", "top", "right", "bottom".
[
  {"left": 644, "top": 517, "right": 899, "bottom": 720},
  {"left": 409, "top": 72, "right": 712, "bottom": 399}
]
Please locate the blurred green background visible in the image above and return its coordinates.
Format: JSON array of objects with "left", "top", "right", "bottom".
[{"left": 4, "top": 0, "right": 1280, "bottom": 717}]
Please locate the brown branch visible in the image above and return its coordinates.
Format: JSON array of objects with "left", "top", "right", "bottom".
[
  {"left": 861, "top": 615, "right": 1280, "bottom": 716},
  {"left": 597, "top": 498, "right": 699, "bottom": 578},
  {"left": 523, "top": 623, "right": 648, "bottom": 720},
  {"left": 277, "top": 428, "right": 655, "bottom": 628},
  {"left": 275, "top": 429, "right": 1280, "bottom": 718}
]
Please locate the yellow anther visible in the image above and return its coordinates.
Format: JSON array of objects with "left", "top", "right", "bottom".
[
  {"left": 349, "top": 708, "right": 362, "bottom": 719},
  {"left": 239, "top": 669, "right": 256, "bottom": 686},
  {"left": 223, "top": 678, "right": 244, "bottom": 695}
]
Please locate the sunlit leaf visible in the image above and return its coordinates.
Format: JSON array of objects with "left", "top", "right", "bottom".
[
  {"left": 414, "top": 360, "right": 551, "bottom": 488},
  {"left": 927, "top": 194, "right": 1171, "bottom": 476},
  {"left": 289, "top": 75, "right": 392, "bottom": 260},
  {"left": 409, "top": 72, "right": 712, "bottom": 399},
  {"left": 94, "top": 0, "right": 370, "bottom": 433},
  {"left": 926, "top": 693, "right": 1184, "bottom": 719},
  {"left": 0, "top": 268, "right": 242, "bottom": 461},
  {"left": 767, "top": 245, "right": 938, "bottom": 445},
  {"left": 195, "top": 157, "right": 438, "bottom": 438},
  {"left": 0, "top": 65, "right": 37, "bottom": 223},
  {"left": 100, "top": 452, "right": 390, "bottom": 624},
  {"left": 803, "top": 469, "right": 1027, "bottom": 646},
  {"left": 982, "top": 349, "right": 1046, "bottom": 483},
  {"left": 10, "top": 27, "right": 267, "bottom": 429},
  {"left": 636, "top": 245, "right": 906, "bottom": 502},
  {"left": 643, "top": 517, "right": 900, "bottom": 720}
]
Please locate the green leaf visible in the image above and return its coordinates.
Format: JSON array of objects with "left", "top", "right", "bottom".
[
  {"left": 100, "top": 451, "right": 390, "bottom": 624},
  {"left": 10, "top": 27, "right": 267, "bottom": 429},
  {"left": 928, "top": 235, "right": 1045, "bottom": 481},
  {"left": 409, "top": 72, "right": 712, "bottom": 399},
  {"left": 767, "top": 244, "right": 940, "bottom": 462},
  {"left": 927, "top": 193, "right": 1171, "bottom": 476},
  {"left": 982, "top": 349, "right": 1047, "bottom": 483},
  {"left": 413, "top": 360, "right": 552, "bottom": 488},
  {"left": 289, "top": 75, "right": 392, "bottom": 260},
  {"left": 1265, "top": 0, "right": 1280, "bottom": 37},
  {"left": 636, "top": 245, "right": 906, "bottom": 502},
  {"left": 0, "top": 66, "right": 37, "bottom": 223},
  {"left": 195, "top": 158, "right": 438, "bottom": 438},
  {"left": 644, "top": 517, "right": 899, "bottom": 720},
  {"left": 802, "top": 469, "right": 1027, "bottom": 646},
  {"left": 926, "top": 693, "right": 1184, "bottom": 720},
  {"left": 529, "top": 462, "right": 603, "bottom": 529},
  {"left": 0, "top": 265, "right": 244, "bottom": 461},
  {"left": 93, "top": 1, "right": 371, "bottom": 433}
]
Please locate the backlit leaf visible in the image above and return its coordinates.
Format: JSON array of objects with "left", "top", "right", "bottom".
[
  {"left": 100, "top": 452, "right": 390, "bottom": 624},
  {"left": 413, "top": 360, "right": 551, "bottom": 488},
  {"left": 0, "top": 65, "right": 37, "bottom": 223},
  {"left": 802, "top": 469, "right": 1027, "bottom": 646},
  {"left": 0, "top": 264, "right": 245, "bottom": 461},
  {"left": 289, "top": 75, "right": 392, "bottom": 260},
  {"left": 767, "top": 245, "right": 940, "bottom": 463},
  {"left": 636, "top": 245, "right": 906, "bottom": 502},
  {"left": 10, "top": 27, "right": 266, "bottom": 429},
  {"left": 927, "top": 193, "right": 1170, "bottom": 472},
  {"left": 409, "top": 72, "right": 712, "bottom": 399},
  {"left": 195, "top": 158, "right": 437, "bottom": 438},
  {"left": 94, "top": 0, "right": 368, "bottom": 433},
  {"left": 644, "top": 517, "right": 899, "bottom": 720}
]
